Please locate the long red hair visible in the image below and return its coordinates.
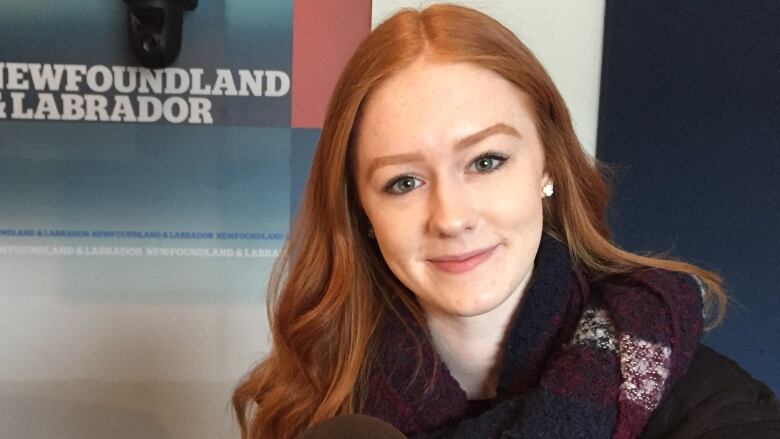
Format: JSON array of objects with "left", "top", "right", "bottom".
[{"left": 232, "top": 5, "right": 727, "bottom": 438}]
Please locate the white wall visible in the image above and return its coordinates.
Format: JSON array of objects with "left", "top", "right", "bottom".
[
  {"left": 372, "top": 0, "right": 605, "bottom": 156},
  {"left": 0, "top": 289, "right": 267, "bottom": 439}
]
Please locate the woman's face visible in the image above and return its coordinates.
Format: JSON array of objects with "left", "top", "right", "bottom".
[{"left": 354, "top": 60, "right": 549, "bottom": 319}]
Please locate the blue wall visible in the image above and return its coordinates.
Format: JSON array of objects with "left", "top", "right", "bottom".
[{"left": 597, "top": 0, "right": 780, "bottom": 391}]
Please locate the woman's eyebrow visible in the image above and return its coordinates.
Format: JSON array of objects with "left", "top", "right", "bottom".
[
  {"left": 454, "top": 122, "right": 521, "bottom": 151},
  {"left": 365, "top": 122, "right": 521, "bottom": 179},
  {"left": 365, "top": 152, "right": 426, "bottom": 180}
]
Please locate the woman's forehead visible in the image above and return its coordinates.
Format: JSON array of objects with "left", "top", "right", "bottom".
[{"left": 355, "top": 61, "right": 536, "bottom": 155}]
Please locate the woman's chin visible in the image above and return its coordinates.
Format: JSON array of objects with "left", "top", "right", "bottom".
[{"left": 439, "top": 294, "right": 513, "bottom": 319}]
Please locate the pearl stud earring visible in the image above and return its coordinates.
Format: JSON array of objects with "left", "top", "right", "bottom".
[{"left": 542, "top": 182, "right": 554, "bottom": 197}]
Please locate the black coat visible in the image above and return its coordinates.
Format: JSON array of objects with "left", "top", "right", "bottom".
[
  {"left": 643, "top": 344, "right": 780, "bottom": 438},
  {"left": 301, "top": 347, "right": 780, "bottom": 439}
]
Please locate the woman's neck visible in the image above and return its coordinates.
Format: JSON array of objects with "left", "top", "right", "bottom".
[{"left": 423, "top": 266, "right": 534, "bottom": 400}]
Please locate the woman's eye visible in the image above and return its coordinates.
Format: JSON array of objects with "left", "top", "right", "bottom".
[
  {"left": 385, "top": 176, "right": 422, "bottom": 194},
  {"left": 470, "top": 153, "right": 508, "bottom": 173}
]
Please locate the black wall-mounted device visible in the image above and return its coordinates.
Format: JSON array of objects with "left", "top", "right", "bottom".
[{"left": 123, "top": 0, "right": 198, "bottom": 68}]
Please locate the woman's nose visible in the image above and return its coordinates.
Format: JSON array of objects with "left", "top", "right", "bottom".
[{"left": 426, "top": 178, "right": 478, "bottom": 238}]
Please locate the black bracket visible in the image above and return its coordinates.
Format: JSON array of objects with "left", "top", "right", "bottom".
[{"left": 123, "top": 0, "right": 198, "bottom": 68}]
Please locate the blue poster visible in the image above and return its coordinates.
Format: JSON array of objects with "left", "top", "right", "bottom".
[
  {"left": 0, "top": 0, "right": 294, "bottom": 299},
  {"left": 0, "top": 1, "right": 365, "bottom": 437}
]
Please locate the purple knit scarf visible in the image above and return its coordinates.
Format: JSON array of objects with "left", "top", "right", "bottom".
[{"left": 362, "top": 234, "right": 703, "bottom": 439}]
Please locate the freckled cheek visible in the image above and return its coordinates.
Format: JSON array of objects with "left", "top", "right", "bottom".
[
  {"left": 367, "top": 197, "right": 425, "bottom": 255},
  {"left": 487, "top": 189, "right": 543, "bottom": 232},
  {"left": 377, "top": 238, "right": 412, "bottom": 267},
  {"left": 372, "top": 220, "right": 421, "bottom": 280},
  {"left": 376, "top": 241, "right": 425, "bottom": 297}
]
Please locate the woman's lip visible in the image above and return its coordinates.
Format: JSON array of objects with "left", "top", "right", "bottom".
[{"left": 427, "top": 245, "right": 498, "bottom": 274}]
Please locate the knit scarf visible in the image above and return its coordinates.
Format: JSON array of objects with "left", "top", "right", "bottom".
[{"left": 362, "top": 234, "right": 703, "bottom": 439}]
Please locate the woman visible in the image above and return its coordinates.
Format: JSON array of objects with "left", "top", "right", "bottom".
[{"left": 233, "top": 5, "right": 780, "bottom": 438}]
